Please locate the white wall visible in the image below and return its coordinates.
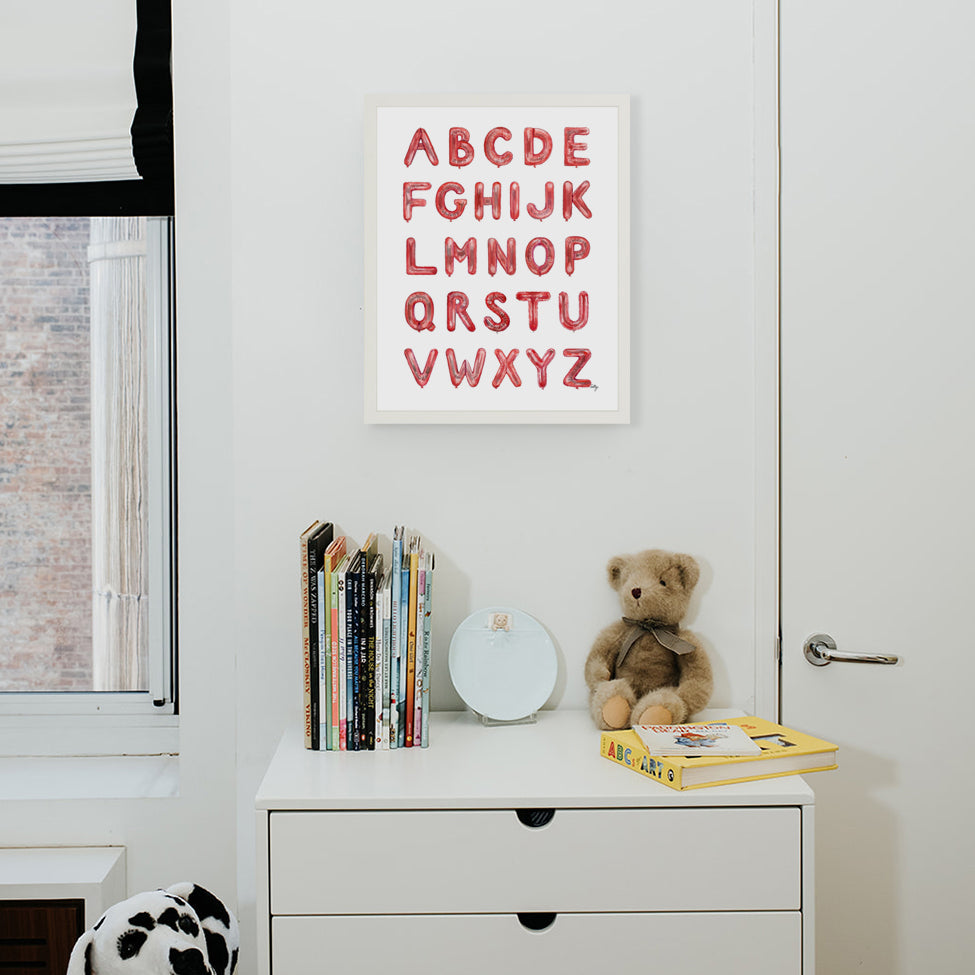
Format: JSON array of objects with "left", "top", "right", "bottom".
[
  {"left": 229, "top": 1, "right": 771, "bottom": 968},
  {"left": 1, "top": 4, "right": 771, "bottom": 974}
]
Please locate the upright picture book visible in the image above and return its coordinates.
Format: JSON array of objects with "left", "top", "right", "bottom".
[
  {"left": 299, "top": 520, "right": 333, "bottom": 750},
  {"left": 600, "top": 715, "right": 838, "bottom": 790}
]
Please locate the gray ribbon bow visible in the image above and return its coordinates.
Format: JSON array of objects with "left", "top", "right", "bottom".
[{"left": 613, "top": 617, "right": 697, "bottom": 675}]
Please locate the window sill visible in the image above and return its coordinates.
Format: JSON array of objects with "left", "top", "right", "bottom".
[{"left": 0, "top": 714, "right": 178, "bottom": 758}]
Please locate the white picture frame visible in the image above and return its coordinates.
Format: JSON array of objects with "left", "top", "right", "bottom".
[{"left": 364, "top": 93, "right": 630, "bottom": 424}]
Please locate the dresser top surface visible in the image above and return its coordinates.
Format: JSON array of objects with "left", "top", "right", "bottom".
[{"left": 256, "top": 710, "right": 816, "bottom": 810}]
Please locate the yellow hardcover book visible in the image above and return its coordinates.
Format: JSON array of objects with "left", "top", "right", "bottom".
[{"left": 600, "top": 716, "right": 838, "bottom": 790}]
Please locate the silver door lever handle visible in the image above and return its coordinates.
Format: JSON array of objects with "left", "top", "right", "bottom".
[{"left": 804, "top": 633, "right": 900, "bottom": 667}]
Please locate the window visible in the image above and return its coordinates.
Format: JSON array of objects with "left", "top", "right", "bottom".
[{"left": 0, "top": 215, "right": 175, "bottom": 729}]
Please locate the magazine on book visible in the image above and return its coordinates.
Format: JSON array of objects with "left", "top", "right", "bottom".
[{"left": 632, "top": 722, "right": 762, "bottom": 756}]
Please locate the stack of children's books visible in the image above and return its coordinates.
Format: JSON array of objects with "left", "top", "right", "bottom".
[
  {"left": 300, "top": 522, "right": 434, "bottom": 750},
  {"left": 600, "top": 716, "right": 838, "bottom": 790}
]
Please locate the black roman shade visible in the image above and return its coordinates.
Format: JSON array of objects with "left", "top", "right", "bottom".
[{"left": 0, "top": 0, "right": 173, "bottom": 216}]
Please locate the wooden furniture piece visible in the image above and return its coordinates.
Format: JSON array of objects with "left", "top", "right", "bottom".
[
  {"left": 0, "top": 847, "right": 125, "bottom": 975},
  {"left": 0, "top": 901, "right": 84, "bottom": 975},
  {"left": 256, "top": 710, "right": 815, "bottom": 975}
]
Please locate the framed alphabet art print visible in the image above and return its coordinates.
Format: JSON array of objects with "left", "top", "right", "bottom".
[{"left": 364, "top": 94, "right": 630, "bottom": 423}]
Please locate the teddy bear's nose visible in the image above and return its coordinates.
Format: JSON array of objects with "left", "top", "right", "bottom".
[{"left": 631, "top": 587, "right": 642, "bottom": 599}]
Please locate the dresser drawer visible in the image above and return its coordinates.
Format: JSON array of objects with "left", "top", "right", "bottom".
[
  {"left": 269, "top": 807, "right": 800, "bottom": 914},
  {"left": 273, "top": 912, "right": 801, "bottom": 974}
]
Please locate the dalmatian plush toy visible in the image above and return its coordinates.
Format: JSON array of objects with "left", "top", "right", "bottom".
[{"left": 65, "top": 883, "right": 239, "bottom": 975}]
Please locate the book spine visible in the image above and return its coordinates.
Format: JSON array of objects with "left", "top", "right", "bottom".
[
  {"left": 330, "top": 566, "right": 341, "bottom": 749},
  {"left": 413, "top": 561, "right": 426, "bottom": 744},
  {"left": 383, "top": 575, "right": 393, "bottom": 748},
  {"left": 307, "top": 544, "right": 321, "bottom": 751},
  {"left": 300, "top": 531, "right": 313, "bottom": 750},
  {"left": 365, "top": 561, "right": 377, "bottom": 750},
  {"left": 349, "top": 569, "right": 362, "bottom": 750},
  {"left": 318, "top": 567, "right": 329, "bottom": 750},
  {"left": 389, "top": 529, "right": 402, "bottom": 750},
  {"left": 398, "top": 556, "right": 410, "bottom": 747},
  {"left": 599, "top": 734, "right": 684, "bottom": 790},
  {"left": 376, "top": 574, "right": 392, "bottom": 751},
  {"left": 404, "top": 544, "right": 419, "bottom": 747},
  {"left": 420, "top": 554, "right": 433, "bottom": 748},
  {"left": 337, "top": 569, "right": 348, "bottom": 750}
]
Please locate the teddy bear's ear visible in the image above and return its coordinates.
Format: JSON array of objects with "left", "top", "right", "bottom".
[
  {"left": 607, "top": 555, "right": 629, "bottom": 590},
  {"left": 673, "top": 553, "right": 700, "bottom": 591},
  {"left": 65, "top": 929, "right": 94, "bottom": 975}
]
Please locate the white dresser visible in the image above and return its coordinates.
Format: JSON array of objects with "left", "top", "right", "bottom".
[{"left": 256, "top": 710, "right": 815, "bottom": 975}]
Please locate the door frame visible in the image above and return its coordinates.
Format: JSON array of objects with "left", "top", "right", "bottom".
[{"left": 752, "top": 0, "right": 780, "bottom": 721}]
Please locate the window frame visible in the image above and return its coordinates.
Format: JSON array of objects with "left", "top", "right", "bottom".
[{"left": 0, "top": 216, "right": 177, "bottom": 755}]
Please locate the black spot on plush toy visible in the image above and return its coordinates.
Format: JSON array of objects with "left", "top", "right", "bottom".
[
  {"left": 66, "top": 883, "right": 239, "bottom": 975},
  {"left": 585, "top": 549, "right": 713, "bottom": 729}
]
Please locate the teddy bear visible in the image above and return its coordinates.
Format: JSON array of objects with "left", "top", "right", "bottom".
[
  {"left": 585, "top": 549, "right": 713, "bottom": 729},
  {"left": 65, "top": 882, "right": 238, "bottom": 975}
]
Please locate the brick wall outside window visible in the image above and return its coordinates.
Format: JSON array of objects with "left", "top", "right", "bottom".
[{"left": 0, "top": 217, "right": 94, "bottom": 691}]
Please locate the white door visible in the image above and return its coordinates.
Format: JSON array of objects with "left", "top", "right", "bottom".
[{"left": 780, "top": 4, "right": 975, "bottom": 973}]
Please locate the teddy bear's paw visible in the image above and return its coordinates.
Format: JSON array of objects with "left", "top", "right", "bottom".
[
  {"left": 636, "top": 704, "right": 674, "bottom": 726},
  {"left": 631, "top": 687, "right": 688, "bottom": 726},
  {"left": 601, "top": 694, "right": 632, "bottom": 730}
]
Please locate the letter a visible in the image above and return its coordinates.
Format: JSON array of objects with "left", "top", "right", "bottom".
[{"left": 404, "top": 128, "right": 439, "bottom": 166}]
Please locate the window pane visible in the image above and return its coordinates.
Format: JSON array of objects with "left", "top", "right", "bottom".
[
  {"left": 0, "top": 216, "right": 158, "bottom": 694},
  {"left": 0, "top": 217, "right": 94, "bottom": 690}
]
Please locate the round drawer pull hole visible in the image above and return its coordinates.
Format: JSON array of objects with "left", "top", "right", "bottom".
[
  {"left": 518, "top": 912, "right": 557, "bottom": 931},
  {"left": 516, "top": 808, "right": 555, "bottom": 828}
]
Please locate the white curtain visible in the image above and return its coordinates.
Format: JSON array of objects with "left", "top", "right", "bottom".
[
  {"left": 0, "top": 3, "right": 139, "bottom": 183},
  {"left": 89, "top": 217, "right": 149, "bottom": 691}
]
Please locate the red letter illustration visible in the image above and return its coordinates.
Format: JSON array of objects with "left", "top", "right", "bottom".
[
  {"left": 446, "top": 348, "right": 486, "bottom": 387},
  {"left": 559, "top": 291, "right": 589, "bottom": 330},
  {"left": 565, "top": 236, "right": 591, "bottom": 275},
  {"left": 563, "top": 348, "right": 593, "bottom": 387},
  {"left": 449, "top": 127, "right": 475, "bottom": 167},
  {"left": 515, "top": 291, "right": 552, "bottom": 331},
  {"left": 404, "top": 348, "right": 438, "bottom": 387},
  {"left": 435, "top": 182, "right": 467, "bottom": 220},
  {"left": 524, "top": 127, "right": 553, "bottom": 166},
  {"left": 525, "top": 238, "right": 555, "bottom": 276},
  {"left": 406, "top": 238, "right": 437, "bottom": 275},
  {"left": 483, "top": 292, "right": 510, "bottom": 331},
  {"left": 563, "top": 181, "right": 592, "bottom": 219},
  {"left": 526, "top": 182, "right": 554, "bottom": 221},
  {"left": 474, "top": 182, "right": 503, "bottom": 220},
  {"left": 405, "top": 292, "right": 435, "bottom": 331},
  {"left": 492, "top": 349, "right": 522, "bottom": 388},
  {"left": 404, "top": 128, "right": 439, "bottom": 166},
  {"left": 445, "top": 237, "right": 477, "bottom": 276},
  {"left": 484, "top": 127, "right": 513, "bottom": 167},
  {"left": 526, "top": 347, "right": 556, "bottom": 388},
  {"left": 509, "top": 182, "right": 520, "bottom": 219},
  {"left": 403, "top": 182, "right": 431, "bottom": 221},
  {"left": 446, "top": 291, "right": 476, "bottom": 331},
  {"left": 487, "top": 238, "right": 517, "bottom": 276},
  {"left": 564, "top": 127, "right": 590, "bottom": 167}
]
